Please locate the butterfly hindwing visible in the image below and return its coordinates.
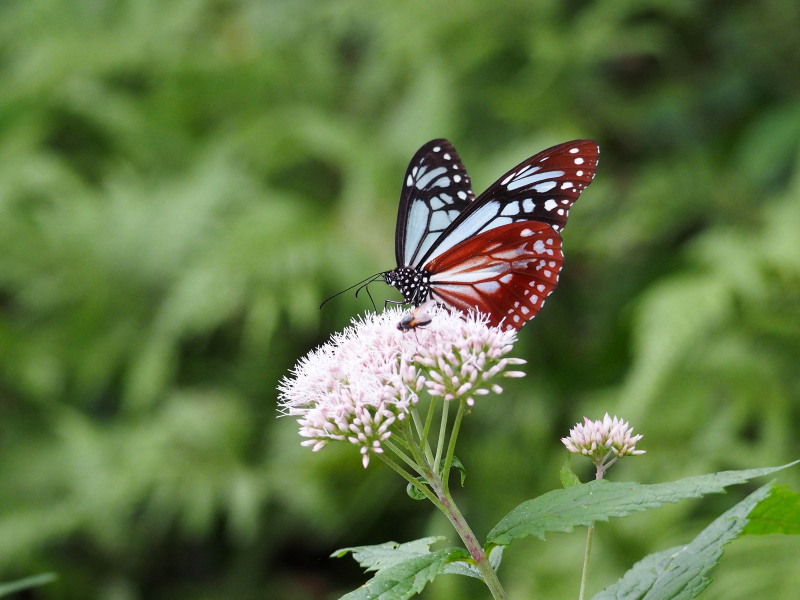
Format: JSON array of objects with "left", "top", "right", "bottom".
[
  {"left": 395, "top": 139, "right": 475, "bottom": 268},
  {"left": 425, "top": 221, "right": 564, "bottom": 330},
  {"left": 416, "top": 140, "right": 598, "bottom": 266}
]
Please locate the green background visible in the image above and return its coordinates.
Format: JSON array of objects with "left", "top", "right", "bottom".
[{"left": 1, "top": 0, "right": 798, "bottom": 598}]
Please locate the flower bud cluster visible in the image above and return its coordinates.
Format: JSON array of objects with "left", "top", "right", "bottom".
[{"left": 561, "top": 413, "right": 645, "bottom": 463}]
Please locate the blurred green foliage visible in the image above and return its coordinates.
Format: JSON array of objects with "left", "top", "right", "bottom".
[{"left": 0, "top": 0, "right": 798, "bottom": 598}]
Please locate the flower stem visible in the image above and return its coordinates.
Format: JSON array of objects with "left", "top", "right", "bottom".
[
  {"left": 376, "top": 453, "right": 444, "bottom": 510},
  {"left": 428, "top": 474, "right": 508, "bottom": 600},
  {"left": 441, "top": 400, "right": 465, "bottom": 495},
  {"left": 580, "top": 459, "right": 609, "bottom": 599},
  {"left": 433, "top": 398, "right": 450, "bottom": 474},
  {"left": 410, "top": 407, "right": 435, "bottom": 466},
  {"left": 383, "top": 437, "right": 424, "bottom": 476},
  {"left": 578, "top": 524, "right": 594, "bottom": 600}
]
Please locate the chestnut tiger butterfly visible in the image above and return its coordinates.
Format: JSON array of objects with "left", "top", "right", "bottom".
[{"left": 381, "top": 139, "right": 599, "bottom": 331}]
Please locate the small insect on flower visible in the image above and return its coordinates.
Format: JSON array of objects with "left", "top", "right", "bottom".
[{"left": 398, "top": 299, "right": 437, "bottom": 332}]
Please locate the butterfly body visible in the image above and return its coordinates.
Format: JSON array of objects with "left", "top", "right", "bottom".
[
  {"left": 383, "top": 267, "right": 431, "bottom": 305},
  {"left": 383, "top": 138, "right": 599, "bottom": 331}
]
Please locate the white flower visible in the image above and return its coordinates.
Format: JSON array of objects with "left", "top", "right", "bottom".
[
  {"left": 278, "top": 305, "right": 525, "bottom": 466},
  {"left": 561, "top": 413, "right": 645, "bottom": 463}
]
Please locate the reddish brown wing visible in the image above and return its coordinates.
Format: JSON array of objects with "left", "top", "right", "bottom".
[
  {"left": 414, "top": 140, "right": 598, "bottom": 267},
  {"left": 425, "top": 221, "right": 563, "bottom": 330}
]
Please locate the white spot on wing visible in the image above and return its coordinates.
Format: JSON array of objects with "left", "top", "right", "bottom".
[
  {"left": 429, "top": 211, "right": 452, "bottom": 232},
  {"left": 475, "top": 281, "right": 501, "bottom": 294},
  {"left": 404, "top": 201, "right": 430, "bottom": 265},
  {"left": 544, "top": 199, "right": 558, "bottom": 212},
  {"left": 416, "top": 166, "right": 448, "bottom": 189},
  {"left": 507, "top": 170, "right": 566, "bottom": 191},
  {"left": 533, "top": 181, "right": 557, "bottom": 193}
]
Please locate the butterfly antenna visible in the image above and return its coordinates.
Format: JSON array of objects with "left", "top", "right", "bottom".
[
  {"left": 319, "top": 271, "right": 385, "bottom": 310},
  {"left": 364, "top": 284, "right": 377, "bottom": 311},
  {"left": 354, "top": 273, "right": 388, "bottom": 311}
]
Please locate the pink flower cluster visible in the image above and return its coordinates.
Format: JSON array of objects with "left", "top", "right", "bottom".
[
  {"left": 278, "top": 306, "right": 524, "bottom": 467},
  {"left": 561, "top": 413, "right": 645, "bottom": 462}
]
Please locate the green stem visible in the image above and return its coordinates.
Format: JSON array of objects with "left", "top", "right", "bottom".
[
  {"left": 433, "top": 398, "right": 450, "bottom": 474},
  {"left": 401, "top": 418, "right": 433, "bottom": 473},
  {"left": 578, "top": 525, "right": 594, "bottom": 600},
  {"left": 580, "top": 459, "right": 608, "bottom": 599},
  {"left": 429, "top": 475, "right": 508, "bottom": 600},
  {"left": 383, "top": 437, "right": 424, "bottom": 476},
  {"left": 421, "top": 396, "right": 438, "bottom": 456},
  {"left": 376, "top": 453, "right": 444, "bottom": 510},
  {"left": 441, "top": 400, "right": 466, "bottom": 495},
  {"left": 410, "top": 406, "right": 435, "bottom": 466}
]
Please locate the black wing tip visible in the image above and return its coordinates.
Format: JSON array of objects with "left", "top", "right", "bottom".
[{"left": 415, "top": 138, "right": 457, "bottom": 153}]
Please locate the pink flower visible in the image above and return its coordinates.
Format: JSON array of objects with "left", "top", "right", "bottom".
[
  {"left": 278, "top": 306, "right": 525, "bottom": 466},
  {"left": 561, "top": 413, "right": 645, "bottom": 464}
]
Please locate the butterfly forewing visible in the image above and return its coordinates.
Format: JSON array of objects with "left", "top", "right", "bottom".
[
  {"left": 395, "top": 139, "right": 475, "bottom": 268},
  {"left": 416, "top": 140, "right": 598, "bottom": 266},
  {"left": 425, "top": 221, "right": 564, "bottom": 330}
]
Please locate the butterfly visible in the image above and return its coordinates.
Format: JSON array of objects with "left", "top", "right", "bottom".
[{"left": 382, "top": 138, "right": 599, "bottom": 331}]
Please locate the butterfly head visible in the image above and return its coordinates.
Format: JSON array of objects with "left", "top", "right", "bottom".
[{"left": 383, "top": 266, "right": 431, "bottom": 306}]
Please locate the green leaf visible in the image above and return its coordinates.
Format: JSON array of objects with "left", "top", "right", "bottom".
[
  {"left": 560, "top": 455, "right": 582, "bottom": 488},
  {"left": 450, "top": 456, "right": 467, "bottom": 487},
  {"left": 444, "top": 545, "right": 504, "bottom": 580},
  {"left": 333, "top": 537, "right": 448, "bottom": 572},
  {"left": 743, "top": 485, "right": 800, "bottom": 535},
  {"left": 0, "top": 573, "right": 57, "bottom": 597},
  {"left": 487, "top": 463, "right": 797, "bottom": 546},
  {"left": 591, "top": 483, "right": 774, "bottom": 600},
  {"left": 406, "top": 478, "right": 428, "bottom": 501},
  {"left": 338, "top": 548, "right": 469, "bottom": 600}
]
